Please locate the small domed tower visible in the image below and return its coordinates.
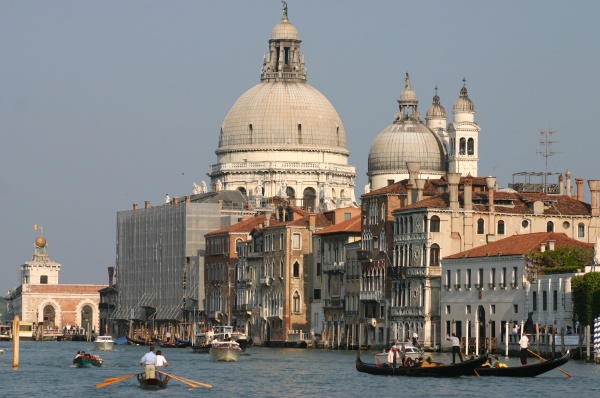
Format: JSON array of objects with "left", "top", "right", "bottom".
[
  {"left": 20, "top": 225, "right": 61, "bottom": 285},
  {"left": 426, "top": 86, "right": 448, "bottom": 152},
  {"left": 447, "top": 79, "right": 480, "bottom": 176}
]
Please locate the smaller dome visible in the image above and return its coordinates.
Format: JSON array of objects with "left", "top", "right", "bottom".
[
  {"left": 427, "top": 93, "right": 446, "bottom": 119},
  {"left": 35, "top": 236, "right": 47, "bottom": 248},
  {"left": 271, "top": 21, "right": 298, "bottom": 40},
  {"left": 401, "top": 87, "right": 417, "bottom": 103},
  {"left": 454, "top": 85, "right": 474, "bottom": 113}
]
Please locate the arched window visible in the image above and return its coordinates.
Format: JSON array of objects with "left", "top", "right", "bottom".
[
  {"left": 459, "top": 138, "right": 466, "bottom": 155},
  {"left": 477, "top": 218, "right": 485, "bottom": 235},
  {"left": 497, "top": 220, "right": 505, "bottom": 235},
  {"left": 286, "top": 186, "right": 296, "bottom": 199},
  {"left": 237, "top": 187, "right": 247, "bottom": 195},
  {"left": 293, "top": 261, "right": 300, "bottom": 278},
  {"left": 578, "top": 223, "right": 585, "bottom": 238},
  {"left": 547, "top": 221, "right": 554, "bottom": 232},
  {"left": 429, "top": 244, "right": 440, "bottom": 267},
  {"left": 467, "top": 138, "right": 474, "bottom": 155},
  {"left": 302, "top": 187, "right": 316, "bottom": 210},
  {"left": 293, "top": 291, "right": 300, "bottom": 313},
  {"left": 430, "top": 216, "right": 440, "bottom": 232}
]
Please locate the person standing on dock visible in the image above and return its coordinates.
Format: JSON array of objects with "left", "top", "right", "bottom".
[
  {"left": 140, "top": 346, "right": 157, "bottom": 379},
  {"left": 519, "top": 333, "right": 530, "bottom": 365}
]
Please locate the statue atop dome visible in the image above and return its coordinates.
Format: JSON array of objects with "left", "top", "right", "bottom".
[{"left": 282, "top": 1, "right": 288, "bottom": 21}]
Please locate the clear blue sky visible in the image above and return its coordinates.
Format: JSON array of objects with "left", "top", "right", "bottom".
[{"left": 1, "top": 0, "right": 599, "bottom": 295}]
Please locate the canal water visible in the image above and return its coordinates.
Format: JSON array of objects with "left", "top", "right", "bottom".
[{"left": 1, "top": 341, "right": 599, "bottom": 397}]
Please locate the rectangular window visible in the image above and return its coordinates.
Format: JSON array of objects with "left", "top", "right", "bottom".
[
  {"left": 543, "top": 291, "right": 548, "bottom": 311},
  {"left": 314, "top": 289, "right": 321, "bottom": 300},
  {"left": 466, "top": 305, "right": 471, "bottom": 315},
  {"left": 514, "top": 304, "right": 518, "bottom": 313},
  {"left": 478, "top": 268, "right": 484, "bottom": 288},
  {"left": 490, "top": 268, "right": 496, "bottom": 286},
  {"left": 292, "top": 233, "right": 301, "bottom": 249},
  {"left": 280, "top": 233, "right": 284, "bottom": 250},
  {"left": 491, "top": 304, "right": 496, "bottom": 314},
  {"left": 446, "top": 269, "right": 451, "bottom": 288},
  {"left": 446, "top": 305, "right": 451, "bottom": 314},
  {"left": 512, "top": 267, "right": 518, "bottom": 287},
  {"left": 466, "top": 269, "right": 472, "bottom": 288},
  {"left": 578, "top": 223, "right": 585, "bottom": 238},
  {"left": 553, "top": 290, "right": 558, "bottom": 311},
  {"left": 316, "top": 262, "right": 322, "bottom": 277}
]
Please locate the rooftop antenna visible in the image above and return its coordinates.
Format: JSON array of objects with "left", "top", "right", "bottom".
[{"left": 536, "top": 129, "right": 559, "bottom": 193}]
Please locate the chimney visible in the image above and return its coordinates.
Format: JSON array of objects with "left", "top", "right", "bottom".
[
  {"left": 547, "top": 240, "right": 555, "bottom": 251},
  {"left": 415, "top": 179, "right": 425, "bottom": 202},
  {"left": 558, "top": 174, "right": 564, "bottom": 195},
  {"left": 133, "top": 203, "right": 139, "bottom": 210},
  {"left": 185, "top": 196, "right": 191, "bottom": 204},
  {"left": 540, "top": 242, "right": 546, "bottom": 252},
  {"left": 588, "top": 180, "right": 600, "bottom": 216},
  {"left": 406, "top": 162, "right": 421, "bottom": 187},
  {"left": 247, "top": 201, "right": 253, "bottom": 211},
  {"left": 406, "top": 183, "right": 413, "bottom": 205},
  {"left": 265, "top": 216, "right": 270, "bottom": 227},
  {"left": 463, "top": 176, "right": 473, "bottom": 211},
  {"left": 145, "top": 201, "right": 151, "bottom": 209},
  {"left": 173, "top": 197, "right": 179, "bottom": 205},
  {"left": 447, "top": 173, "right": 461, "bottom": 210},
  {"left": 575, "top": 178, "right": 584, "bottom": 202},
  {"left": 108, "top": 266, "right": 115, "bottom": 286},
  {"left": 566, "top": 170, "right": 571, "bottom": 197},
  {"left": 309, "top": 213, "right": 316, "bottom": 232},
  {"left": 486, "top": 177, "right": 497, "bottom": 212}
]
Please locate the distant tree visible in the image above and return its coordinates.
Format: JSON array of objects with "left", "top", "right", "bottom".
[
  {"left": 571, "top": 272, "right": 600, "bottom": 326},
  {"left": 526, "top": 246, "right": 593, "bottom": 273}
]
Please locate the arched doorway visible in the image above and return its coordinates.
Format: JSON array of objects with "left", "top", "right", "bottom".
[
  {"left": 43, "top": 305, "right": 56, "bottom": 328},
  {"left": 81, "top": 305, "right": 94, "bottom": 334},
  {"left": 477, "top": 305, "right": 486, "bottom": 350}
]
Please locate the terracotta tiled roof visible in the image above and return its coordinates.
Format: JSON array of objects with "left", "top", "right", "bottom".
[
  {"left": 396, "top": 191, "right": 592, "bottom": 216},
  {"left": 315, "top": 215, "right": 361, "bottom": 235},
  {"left": 444, "top": 232, "right": 594, "bottom": 259},
  {"left": 26, "top": 284, "right": 107, "bottom": 294},
  {"left": 281, "top": 213, "right": 332, "bottom": 229},
  {"left": 362, "top": 179, "right": 441, "bottom": 198},
  {"left": 206, "top": 214, "right": 282, "bottom": 236}
]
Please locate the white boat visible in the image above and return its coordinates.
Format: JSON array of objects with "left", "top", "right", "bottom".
[
  {"left": 212, "top": 326, "right": 252, "bottom": 352},
  {"left": 94, "top": 335, "right": 115, "bottom": 351},
  {"left": 209, "top": 340, "right": 242, "bottom": 362},
  {"left": 374, "top": 342, "right": 424, "bottom": 366}
]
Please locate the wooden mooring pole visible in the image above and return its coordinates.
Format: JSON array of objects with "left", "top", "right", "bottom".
[{"left": 12, "top": 315, "right": 20, "bottom": 368}]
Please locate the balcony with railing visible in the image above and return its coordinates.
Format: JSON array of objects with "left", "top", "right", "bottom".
[
  {"left": 359, "top": 290, "right": 382, "bottom": 301},
  {"left": 323, "top": 261, "right": 345, "bottom": 273},
  {"left": 390, "top": 307, "right": 425, "bottom": 317},
  {"left": 233, "top": 305, "right": 252, "bottom": 316},
  {"left": 323, "top": 299, "right": 344, "bottom": 309}
]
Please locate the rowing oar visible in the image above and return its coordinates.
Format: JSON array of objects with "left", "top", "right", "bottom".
[
  {"left": 527, "top": 349, "right": 572, "bottom": 377},
  {"left": 102, "top": 374, "right": 138, "bottom": 383},
  {"left": 156, "top": 370, "right": 212, "bottom": 388},
  {"left": 95, "top": 374, "right": 138, "bottom": 388}
]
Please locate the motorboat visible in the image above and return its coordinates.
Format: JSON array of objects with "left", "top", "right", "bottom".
[
  {"left": 192, "top": 329, "right": 214, "bottom": 354},
  {"left": 209, "top": 340, "right": 242, "bottom": 362},
  {"left": 212, "top": 326, "right": 252, "bottom": 352},
  {"left": 94, "top": 335, "right": 115, "bottom": 351},
  {"left": 374, "top": 342, "right": 424, "bottom": 366}
]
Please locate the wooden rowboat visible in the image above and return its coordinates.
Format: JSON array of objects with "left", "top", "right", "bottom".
[
  {"left": 356, "top": 351, "right": 488, "bottom": 377},
  {"left": 73, "top": 354, "right": 104, "bottom": 368},
  {"left": 473, "top": 350, "right": 570, "bottom": 377},
  {"left": 137, "top": 372, "right": 169, "bottom": 390}
]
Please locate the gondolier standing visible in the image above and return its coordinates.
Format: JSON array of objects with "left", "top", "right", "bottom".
[
  {"left": 140, "top": 346, "right": 157, "bottom": 379},
  {"left": 519, "top": 333, "right": 530, "bottom": 365},
  {"left": 447, "top": 333, "right": 463, "bottom": 364}
]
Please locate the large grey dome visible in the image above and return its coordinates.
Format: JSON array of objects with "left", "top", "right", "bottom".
[
  {"left": 368, "top": 120, "right": 447, "bottom": 174},
  {"left": 217, "top": 81, "right": 348, "bottom": 154}
]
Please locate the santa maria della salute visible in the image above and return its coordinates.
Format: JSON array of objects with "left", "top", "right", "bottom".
[{"left": 5, "top": 4, "right": 600, "bottom": 355}]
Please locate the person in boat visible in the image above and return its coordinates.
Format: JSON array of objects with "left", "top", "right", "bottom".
[
  {"left": 412, "top": 331, "right": 419, "bottom": 347},
  {"left": 446, "top": 333, "right": 463, "bottom": 364},
  {"left": 156, "top": 350, "right": 169, "bottom": 367},
  {"left": 140, "top": 346, "right": 157, "bottom": 379},
  {"left": 481, "top": 358, "right": 492, "bottom": 367},
  {"left": 387, "top": 346, "right": 400, "bottom": 368},
  {"left": 490, "top": 356, "right": 499, "bottom": 368},
  {"left": 74, "top": 350, "right": 81, "bottom": 359},
  {"left": 519, "top": 333, "right": 530, "bottom": 365}
]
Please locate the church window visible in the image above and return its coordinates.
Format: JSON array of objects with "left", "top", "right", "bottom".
[
  {"left": 477, "top": 218, "right": 485, "bottom": 234},
  {"left": 578, "top": 223, "right": 585, "bottom": 238},
  {"left": 459, "top": 138, "right": 466, "bottom": 155},
  {"left": 467, "top": 138, "right": 474, "bottom": 155},
  {"left": 497, "top": 220, "right": 505, "bottom": 235},
  {"left": 546, "top": 221, "right": 554, "bottom": 232},
  {"left": 302, "top": 187, "right": 316, "bottom": 210},
  {"left": 430, "top": 216, "right": 440, "bottom": 232},
  {"left": 429, "top": 244, "right": 440, "bottom": 267}
]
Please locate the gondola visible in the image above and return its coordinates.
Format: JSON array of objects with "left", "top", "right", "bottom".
[
  {"left": 473, "top": 350, "right": 570, "bottom": 377},
  {"left": 137, "top": 372, "right": 169, "bottom": 390},
  {"left": 155, "top": 339, "right": 191, "bottom": 348},
  {"left": 356, "top": 351, "right": 488, "bottom": 377}
]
